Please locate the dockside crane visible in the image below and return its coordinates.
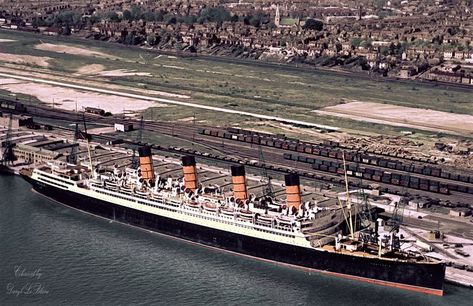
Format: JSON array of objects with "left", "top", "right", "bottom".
[
  {"left": 388, "top": 189, "right": 408, "bottom": 234},
  {"left": 66, "top": 123, "right": 79, "bottom": 165},
  {"left": 1, "top": 113, "right": 16, "bottom": 166},
  {"left": 387, "top": 164, "right": 411, "bottom": 234},
  {"left": 357, "top": 177, "right": 374, "bottom": 229}
]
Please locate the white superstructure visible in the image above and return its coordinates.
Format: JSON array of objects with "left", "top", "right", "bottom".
[{"left": 30, "top": 160, "right": 346, "bottom": 249}]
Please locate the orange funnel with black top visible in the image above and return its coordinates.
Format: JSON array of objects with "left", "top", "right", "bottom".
[
  {"left": 138, "top": 146, "right": 155, "bottom": 181},
  {"left": 231, "top": 165, "right": 248, "bottom": 201},
  {"left": 182, "top": 155, "right": 198, "bottom": 192},
  {"left": 285, "top": 173, "right": 302, "bottom": 210}
]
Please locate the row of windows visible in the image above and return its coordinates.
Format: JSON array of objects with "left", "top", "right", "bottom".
[
  {"left": 37, "top": 177, "right": 68, "bottom": 190},
  {"left": 97, "top": 184, "right": 180, "bottom": 208},
  {"left": 136, "top": 199, "right": 177, "bottom": 212},
  {"left": 255, "top": 227, "right": 295, "bottom": 238},
  {"left": 93, "top": 186, "right": 296, "bottom": 239},
  {"left": 95, "top": 188, "right": 174, "bottom": 213},
  {"left": 95, "top": 189, "right": 132, "bottom": 202},
  {"left": 39, "top": 173, "right": 74, "bottom": 186}
]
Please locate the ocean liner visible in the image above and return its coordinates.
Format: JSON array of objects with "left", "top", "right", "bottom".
[{"left": 19, "top": 146, "right": 445, "bottom": 295}]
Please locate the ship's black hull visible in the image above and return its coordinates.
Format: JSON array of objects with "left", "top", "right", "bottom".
[
  {"left": 0, "top": 164, "right": 15, "bottom": 175},
  {"left": 24, "top": 176, "right": 446, "bottom": 295}
]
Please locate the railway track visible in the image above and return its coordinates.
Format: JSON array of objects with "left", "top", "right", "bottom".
[
  {"left": 197, "top": 127, "right": 473, "bottom": 195},
  {"left": 3, "top": 97, "right": 473, "bottom": 205}
]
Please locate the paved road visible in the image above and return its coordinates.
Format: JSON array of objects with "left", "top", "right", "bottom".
[{"left": 402, "top": 215, "right": 473, "bottom": 240}]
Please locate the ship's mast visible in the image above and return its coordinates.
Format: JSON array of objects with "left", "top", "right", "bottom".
[
  {"left": 131, "top": 116, "right": 144, "bottom": 169},
  {"left": 258, "top": 145, "right": 274, "bottom": 198},
  {"left": 342, "top": 152, "right": 355, "bottom": 239},
  {"left": 82, "top": 112, "right": 93, "bottom": 171}
]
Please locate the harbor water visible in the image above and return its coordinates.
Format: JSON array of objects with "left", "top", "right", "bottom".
[{"left": 0, "top": 175, "right": 471, "bottom": 306}]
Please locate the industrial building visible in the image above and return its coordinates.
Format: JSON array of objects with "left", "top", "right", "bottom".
[
  {"left": 449, "top": 207, "right": 472, "bottom": 218},
  {"left": 114, "top": 122, "right": 134, "bottom": 132},
  {"left": 13, "top": 144, "right": 59, "bottom": 164},
  {"left": 0, "top": 113, "right": 34, "bottom": 129}
]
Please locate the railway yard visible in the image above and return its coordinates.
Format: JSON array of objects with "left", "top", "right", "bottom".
[{"left": 2, "top": 96, "right": 473, "bottom": 288}]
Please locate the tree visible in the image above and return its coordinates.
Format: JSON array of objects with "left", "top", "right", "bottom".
[
  {"left": 178, "top": 15, "right": 197, "bottom": 25},
  {"left": 107, "top": 11, "right": 121, "bottom": 22},
  {"left": 164, "top": 14, "right": 177, "bottom": 25},
  {"left": 155, "top": 11, "right": 164, "bottom": 22},
  {"left": 143, "top": 11, "right": 157, "bottom": 22},
  {"left": 197, "top": 6, "right": 231, "bottom": 24},
  {"left": 131, "top": 5, "right": 143, "bottom": 21},
  {"left": 62, "top": 25, "right": 72, "bottom": 36},
  {"left": 351, "top": 37, "right": 363, "bottom": 48},
  {"left": 146, "top": 34, "right": 157, "bottom": 46},
  {"left": 123, "top": 10, "right": 132, "bottom": 21},
  {"left": 303, "top": 18, "right": 323, "bottom": 31},
  {"left": 360, "top": 39, "right": 373, "bottom": 49},
  {"left": 89, "top": 15, "right": 101, "bottom": 24},
  {"left": 249, "top": 15, "right": 261, "bottom": 27}
]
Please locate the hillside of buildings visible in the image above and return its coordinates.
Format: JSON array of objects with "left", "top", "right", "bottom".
[{"left": 1, "top": 0, "right": 473, "bottom": 85}]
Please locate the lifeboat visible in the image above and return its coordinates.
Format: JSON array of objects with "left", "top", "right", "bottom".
[
  {"left": 257, "top": 214, "right": 273, "bottom": 224},
  {"left": 203, "top": 202, "right": 218, "bottom": 212},
  {"left": 104, "top": 180, "right": 119, "bottom": 190},
  {"left": 220, "top": 208, "right": 235, "bottom": 216},
  {"left": 276, "top": 215, "right": 294, "bottom": 226},
  {"left": 135, "top": 188, "right": 150, "bottom": 197},
  {"left": 151, "top": 189, "right": 162, "bottom": 198},
  {"left": 120, "top": 182, "right": 133, "bottom": 192},
  {"left": 186, "top": 201, "right": 200, "bottom": 208},
  {"left": 238, "top": 210, "right": 254, "bottom": 220}
]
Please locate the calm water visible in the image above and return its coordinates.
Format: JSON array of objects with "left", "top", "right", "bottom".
[{"left": 0, "top": 175, "right": 471, "bottom": 306}]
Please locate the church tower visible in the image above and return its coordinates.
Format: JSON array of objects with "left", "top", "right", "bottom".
[{"left": 275, "top": 4, "right": 281, "bottom": 27}]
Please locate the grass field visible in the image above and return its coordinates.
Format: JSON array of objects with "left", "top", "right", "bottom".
[{"left": 0, "top": 29, "right": 472, "bottom": 139}]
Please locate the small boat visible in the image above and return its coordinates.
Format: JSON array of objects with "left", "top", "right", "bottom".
[
  {"left": 276, "top": 215, "right": 295, "bottom": 226},
  {"left": 120, "top": 183, "right": 133, "bottom": 192},
  {"left": 135, "top": 188, "right": 150, "bottom": 197},
  {"left": 105, "top": 180, "right": 118, "bottom": 187},
  {"left": 151, "top": 190, "right": 163, "bottom": 198},
  {"left": 186, "top": 201, "right": 200, "bottom": 208},
  {"left": 257, "top": 214, "right": 273, "bottom": 224},
  {"left": 238, "top": 210, "right": 254, "bottom": 220},
  {"left": 220, "top": 208, "right": 235, "bottom": 216},
  {"left": 104, "top": 180, "right": 119, "bottom": 190},
  {"left": 203, "top": 202, "right": 218, "bottom": 212}
]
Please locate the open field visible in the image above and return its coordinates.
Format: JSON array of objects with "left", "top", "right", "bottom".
[
  {"left": 0, "top": 77, "right": 164, "bottom": 113},
  {"left": 34, "top": 43, "right": 121, "bottom": 60},
  {"left": 315, "top": 102, "right": 473, "bottom": 135},
  {"left": 0, "top": 29, "right": 472, "bottom": 139},
  {"left": 0, "top": 51, "right": 51, "bottom": 67}
]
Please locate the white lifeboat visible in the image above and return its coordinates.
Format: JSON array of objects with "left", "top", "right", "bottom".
[
  {"left": 134, "top": 187, "right": 150, "bottom": 197},
  {"left": 186, "top": 201, "right": 200, "bottom": 208},
  {"left": 104, "top": 180, "right": 119, "bottom": 190},
  {"left": 276, "top": 215, "right": 294, "bottom": 226},
  {"left": 203, "top": 202, "right": 218, "bottom": 212},
  {"left": 220, "top": 208, "right": 235, "bottom": 216},
  {"left": 120, "top": 182, "right": 133, "bottom": 192},
  {"left": 257, "top": 214, "right": 273, "bottom": 224},
  {"left": 238, "top": 210, "right": 254, "bottom": 220}
]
